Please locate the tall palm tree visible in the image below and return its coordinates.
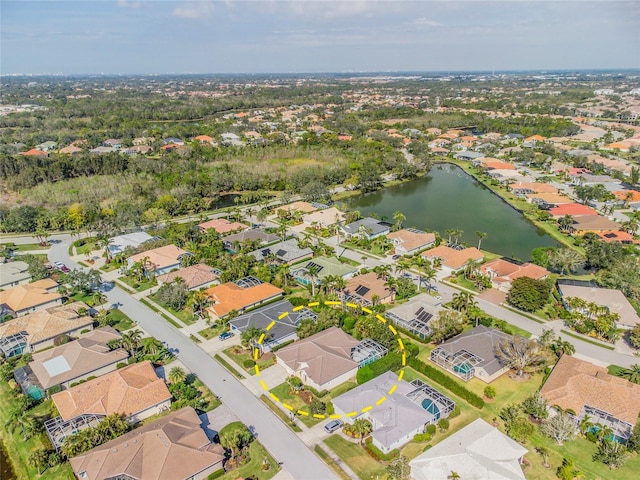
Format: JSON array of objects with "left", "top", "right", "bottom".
[
  {"left": 616, "top": 364, "right": 640, "bottom": 384},
  {"left": 304, "top": 267, "right": 320, "bottom": 297},
  {"left": 392, "top": 210, "right": 406, "bottom": 231},
  {"left": 444, "top": 229, "right": 455, "bottom": 244},
  {"left": 475, "top": 231, "right": 487, "bottom": 250},
  {"left": 352, "top": 418, "right": 373, "bottom": 445},
  {"left": 558, "top": 214, "right": 575, "bottom": 233},
  {"left": 187, "top": 290, "right": 211, "bottom": 317},
  {"left": 168, "top": 366, "right": 186, "bottom": 384},
  {"left": 121, "top": 329, "right": 142, "bottom": 357}
]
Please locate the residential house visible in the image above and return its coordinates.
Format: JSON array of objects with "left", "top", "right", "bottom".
[
  {"left": 194, "top": 134, "right": 214, "bottom": 144},
  {"left": 454, "top": 151, "right": 484, "bottom": 161},
  {"left": 69, "top": 407, "right": 225, "bottom": 480},
  {"left": 557, "top": 281, "right": 640, "bottom": 328},
  {"left": 59, "top": 145, "right": 82, "bottom": 155},
  {"left": 385, "top": 294, "right": 442, "bottom": 339},
  {"left": 290, "top": 256, "right": 358, "bottom": 286},
  {"left": 549, "top": 203, "right": 599, "bottom": 218},
  {"left": 156, "top": 263, "right": 219, "bottom": 290},
  {"left": 275, "top": 201, "right": 319, "bottom": 216},
  {"left": 333, "top": 371, "right": 455, "bottom": 454},
  {"left": 540, "top": 355, "right": 640, "bottom": 441},
  {"left": 276, "top": 326, "right": 359, "bottom": 391},
  {"left": 410, "top": 418, "right": 527, "bottom": 480},
  {"left": 421, "top": 246, "right": 484, "bottom": 273},
  {"left": 197, "top": 218, "right": 248, "bottom": 235},
  {"left": 20, "top": 327, "right": 128, "bottom": 392},
  {"left": 223, "top": 228, "right": 279, "bottom": 253},
  {"left": 20, "top": 148, "right": 48, "bottom": 157},
  {"left": 0, "top": 302, "right": 93, "bottom": 358},
  {"left": 128, "top": 244, "right": 190, "bottom": 276},
  {"left": 35, "top": 141, "right": 57, "bottom": 152},
  {"left": 480, "top": 258, "right": 549, "bottom": 292},
  {"left": 0, "top": 279, "right": 62, "bottom": 317},
  {"left": 509, "top": 182, "right": 558, "bottom": 196},
  {"left": 103, "top": 139, "right": 122, "bottom": 148},
  {"left": 229, "top": 300, "right": 317, "bottom": 353},
  {"left": 220, "top": 132, "right": 244, "bottom": 147},
  {"left": 107, "top": 231, "right": 155, "bottom": 258},
  {"left": 526, "top": 192, "right": 574, "bottom": 206},
  {"left": 52, "top": 361, "right": 170, "bottom": 423},
  {"left": 163, "top": 137, "right": 185, "bottom": 145},
  {"left": 341, "top": 217, "right": 392, "bottom": 240},
  {"left": 302, "top": 207, "right": 346, "bottom": 229},
  {"left": 0, "top": 260, "right": 31, "bottom": 289},
  {"left": 123, "top": 145, "right": 152, "bottom": 155},
  {"left": 387, "top": 229, "right": 436, "bottom": 256},
  {"left": 595, "top": 230, "right": 636, "bottom": 244},
  {"left": 249, "top": 238, "right": 313, "bottom": 265},
  {"left": 342, "top": 272, "right": 395, "bottom": 306},
  {"left": 571, "top": 215, "right": 621, "bottom": 234},
  {"left": 204, "top": 276, "right": 283, "bottom": 320},
  {"left": 90, "top": 146, "right": 116, "bottom": 154},
  {"left": 430, "top": 326, "right": 511, "bottom": 383}
]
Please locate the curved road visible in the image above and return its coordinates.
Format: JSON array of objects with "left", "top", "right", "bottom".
[{"left": 48, "top": 240, "right": 336, "bottom": 480}]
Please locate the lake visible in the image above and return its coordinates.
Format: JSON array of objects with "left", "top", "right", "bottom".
[{"left": 344, "top": 163, "right": 557, "bottom": 261}]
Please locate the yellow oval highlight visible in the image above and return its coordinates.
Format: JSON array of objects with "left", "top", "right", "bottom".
[{"left": 253, "top": 301, "right": 405, "bottom": 420}]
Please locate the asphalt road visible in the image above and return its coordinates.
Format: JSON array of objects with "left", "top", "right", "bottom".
[{"left": 48, "top": 241, "right": 337, "bottom": 480}]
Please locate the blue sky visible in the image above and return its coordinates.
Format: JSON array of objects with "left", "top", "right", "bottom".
[{"left": 1, "top": 1, "right": 638, "bottom": 74}]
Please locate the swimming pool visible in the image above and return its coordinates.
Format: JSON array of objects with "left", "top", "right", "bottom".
[
  {"left": 421, "top": 399, "right": 441, "bottom": 419},
  {"left": 454, "top": 362, "right": 474, "bottom": 375}
]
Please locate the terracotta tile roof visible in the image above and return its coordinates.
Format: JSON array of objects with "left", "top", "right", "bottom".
[
  {"left": 540, "top": 355, "right": 640, "bottom": 424},
  {"left": 0, "top": 302, "right": 93, "bottom": 347},
  {"left": 483, "top": 160, "right": 516, "bottom": 171},
  {"left": 157, "top": 264, "right": 218, "bottom": 290},
  {"left": 596, "top": 230, "right": 637, "bottom": 244},
  {"left": 276, "top": 327, "right": 358, "bottom": 386},
  {"left": 59, "top": 145, "right": 82, "bottom": 154},
  {"left": 509, "top": 182, "right": 558, "bottom": 194},
  {"left": 30, "top": 327, "right": 128, "bottom": 389},
  {"left": 344, "top": 272, "right": 394, "bottom": 303},
  {"left": 129, "top": 245, "right": 189, "bottom": 271},
  {"left": 20, "top": 148, "right": 48, "bottom": 156},
  {"left": 550, "top": 203, "right": 598, "bottom": 217},
  {"left": 525, "top": 135, "right": 546, "bottom": 142},
  {"left": 53, "top": 361, "right": 171, "bottom": 421},
  {"left": 303, "top": 207, "right": 346, "bottom": 227},
  {"left": 613, "top": 190, "right": 640, "bottom": 202},
  {"left": 197, "top": 218, "right": 248, "bottom": 234},
  {"left": 481, "top": 259, "right": 549, "bottom": 285},
  {"left": 70, "top": 407, "right": 224, "bottom": 480},
  {"left": 387, "top": 229, "right": 436, "bottom": 252},
  {"left": 205, "top": 280, "right": 283, "bottom": 318},
  {"left": 194, "top": 135, "right": 213, "bottom": 142},
  {"left": 525, "top": 192, "right": 574, "bottom": 205},
  {"left": 421, "top": 246, "right": 484, "bottom": 270},
  {"left": 571, "top": 215, "right": 621, "bottom": 233},
  {"left": 0, "top": 279, "right": 61, "bottom": 312}
]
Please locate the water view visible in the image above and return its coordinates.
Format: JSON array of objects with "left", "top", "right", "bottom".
[{"left": 344, "top": 163, "right": 558, "bottom": 261}]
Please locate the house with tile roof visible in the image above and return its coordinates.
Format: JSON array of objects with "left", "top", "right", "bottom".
[
  {"left": 223, "top": 228, "right": 280, "bottom": 253},
  {"left": 157, "top": 263, "right": 219, "bottom": 290},
  {"left": 204, "top": 277, "right": 283, "bottom": 320},
  {"left": 197, "top": 218, "right": 248, "bottom": 235},
  {"left": 526, "top": 192, "right": 575, "bottom": 206},
  {"left": 275, "top": 201, "right": 319, "bottom": 215},
  {"left": 342, "top": 272, "right": 394, "bottom": 306},
  {"left": 0, "top": 260, "right": 31, "bottom": 289},
  {"left": 290, "top": 256, "right": 358, "bottom": 286},
  {"left": 385, "top": 294, "right": 443, "bottom": 340},
  {"left": 421, "top": 245, "right": 484, "bottom": 273},
  {"left": 570, "top": 215, "right": 621, "bottom": 234},
  {"left": 509, "top": 182, "right": 558, "bottom": 196},
  {"left": 0, "top": 279, "right": 62, "bottom": 317},
  {"left": 410, "top": 418, "right": 527, "bottom": 480},
  {"left": 430, "top": 326, "right": 511, "bottom": 383},
  {"left": 52, "top": 361, "right": 171, "bottom": 423},
  {"left": 480, "top": 258, "right": 549, "bottom": 292},
  {"left": 23, "top": 327, "right": 128, "bottom": 391},
  {"left": 549, "top": 203, "right": 599, "bottom": 218},
  {"left": 20, "top": 148, "right": 48, "bottom": 157},
  {"left": 302, "top": 207, "right": 346, "bottom": 229},
  {"left": 70, "top": 407, "right": 224, "bottom": 480},
  {"left": 0, "top": 302, "right": 94, "bottom": 358},
  {"left": 540, "top": 355, "right": 640, "bottom": 441},
  {"left": 387, "top": 229, "right": 436, "bottom": 256},
  {"left": 128, "top": 244, "right": 190, "bottom": 276},
  {"left": 276, "top": 327, "right": 360, "bottom": 390},
  {"left": 341, "top": 217, "right": 392, "bottom": 240},
  {"left": 333, "top": 371, "right": 455, "bottom": 454}
]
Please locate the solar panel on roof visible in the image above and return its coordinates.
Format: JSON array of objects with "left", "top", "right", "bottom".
[
  {"left": 276, "top": 249, "right": 287, "bottom": 257},
  {"left": 355, "top": 285, "right": 370, "bottom": 296},
  {"left": 306, "top": 262, "right": 324, "bottom": 273},
  {"left": 415, "top": 307, "right": 424, "bottom": 316},
  {"left": 416, "top": 310, "right": 433, "bottom": 322}
]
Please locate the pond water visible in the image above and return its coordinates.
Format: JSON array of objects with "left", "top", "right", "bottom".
[
  {"left": 344, "top": 163, "right": 558, "bottom": 261},
  {"left": 0, "top": 440, "right": 16, "bottom": 480}
]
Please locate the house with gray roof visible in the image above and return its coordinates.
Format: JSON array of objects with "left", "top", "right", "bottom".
[
  {"left": 290, "top": 256, "right": 358, "bottom": 286},
  {"left": 223, "top": 228, "right": 279, "bottom": 253},
  {"left": 333, "top": 371, "right": 455, "bottom": 453},
  {"left": 229, "top": 300, "right": 317, "bottom": 353},
  {"left": 249, "top": 238, "right": 313, "bottom": 265},
  {"left": 385, "top": 294, "right": 443, "bottom": 340},
  {"left": 430, "top": 326, "right": 510, "bottom": 383},
  {"left": 107, "top": 231, "right": 156, "bottom": 258},
  {"left": 341, "top": 217, "right": 392, "bottom": 240},
  {"left": 454, "top": 151, "right": 484, "bottom": 161},
  {"left": 410, "top": 418, "right": 527, "bottom": 480},
  {"left": 0, "top": 260, "right": 31, "bottom": 289}
]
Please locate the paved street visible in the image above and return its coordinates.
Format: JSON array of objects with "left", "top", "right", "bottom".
[{"left": 47, "top": 241, "right": 337, "bottom": 480}]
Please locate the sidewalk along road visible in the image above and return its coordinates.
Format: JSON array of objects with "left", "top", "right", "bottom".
[{"left": 48, "top": 241, "right": 337, "bottom": 480}]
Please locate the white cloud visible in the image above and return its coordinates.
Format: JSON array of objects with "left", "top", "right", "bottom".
[
  {"left": 117, "top": 0, "right": 143, "bottom": 8},
  {"left": 172, "top": 1, "right": 215, "bottom": 19},
  {"left": 414, "top": 17, "right": 442, "bottom": 27}
]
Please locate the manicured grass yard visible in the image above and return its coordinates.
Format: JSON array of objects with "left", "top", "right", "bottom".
[
  {"left": 106, "top": 308, "right": 135, "bottom": 331},
  {"left": 5, "top": 242, "right": 51, "bottom": 251},
  {"left": 215, "top": 440, "right": 280, "bottom": 480},
  {"left": 223, "top": 346, "right": 276, "bottom": 376},
  {"left": 0, "top": 381, "right": 74, "bottom": 480},
  {"left": 324, "top": 435, "right": 387, "bottom": 480},
  {"left": 198, "top": 323, "right": 226, "bottom": 340},
  {"left": 119, "top": 275, "right": 157, "bottom": 292},
  {"left": 269, "top": 382, "right": 322, "bottom": 428},
  {"left": 148, "top": 294, "right": 197, "bottom": 325}
]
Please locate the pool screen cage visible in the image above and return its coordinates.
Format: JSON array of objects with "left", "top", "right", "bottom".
[
  {"left": 578, "top": 405, "right": 634, "bottom": 442},
  {"left": 406, "top": 378, "right": 456, "bottom": 420},
  {"left": 386, "top": 309, "right": 432, "bottom": 339},
  {"left": 351, "top": 338, "right": 388, "bottom": 367},
  {"left": 14, "top": 365, "right": 45, "bottom": 399},
  {"left": 0, "top": 331, "right": 28, "bottom": 358},
  {"left": 430, "top": 348, "right": 482, "bottom": 381},
  {"left": 45, "top": 414, "right": 105, "bottom": 450}
]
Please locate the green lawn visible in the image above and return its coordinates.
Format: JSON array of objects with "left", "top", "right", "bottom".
[
  {"left": 213, "top": 354, "right": 246, "bottom": 379},
  {"left": 106, "top": 308, "right": 135, "bottom": 331},
  {"left": 148, "top": 294, "right": 197, "bottom": 325},
  {"left": 119, "top": 275, "right": 157, "bottom": 292},
  {"left": 214, "top": 440, "right": 280, "bottom": 480},
  {"left": 314, "top": 445, "right": 351, "bottom": 480},
  {"left": 324, "top": 435, "right": 387, "bottom": 480},
  {"left": 269, "top": 382, "right": 322, "bottom": 428},
  {"left": 223, "top": 346, "right": 276, "bottom": 376},
  {"left": 70, "top": 291, "right": 105, "bottom": 307},
  {"left": 0, "top": 381, "right": 74, "bottom": 480},
  {"left": 198, "top": 323, "right": 226, "bottom": 340},
  {"left": 4, "top": 242, "right": 51, "bottom": 252},
  {"left": 259, "top": 395, "right": 302, "bottom": 432}
]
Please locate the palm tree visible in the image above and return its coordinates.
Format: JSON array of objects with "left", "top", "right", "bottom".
[
  {"left": 140, "top": 337, "right": 164, "bottom": 357},
  {"left": 536, "top": 446, "right": 550, "bottom": 468},
  {"left": 241, "top": 326, "right": 265, "bottom": 349},
  {"left": 616, "top": 364, "right": 640, "bottom": 384},
  {"left": 304, "top": 267, "right": 320, "bottom": 297},
  {"left": 445, "top": 229, "right": 455, "bottom": 244},
  {"left": 352, "top": 418, "right": 373, "bottom": 445},
  {"left": 579, "top": 414, "right": 594, "bottom": 436},
  {"left": 550, "top": 338, "right": 576, "bottom": 357},
  {"left": 452, "top": 229, "right": 464, "bottom": 245},
  {"left": 451, "top": 292, "right": 475, "bottom": 314},
  {"left": 29, "top": 449, "right": 48, "bottom": 476},
  {"left": 548, "top": 248, "right": 584, "bottom": 275},
  {"left": 558, "top": 214, "right": 575, "bottom": 233},
  {"left": 374, "top": 264, "right": 392, "bottom": 281},
  {"left": 447, "top": 472, "right": 461, "bottom": 480},
  {"left": 17, "top": 413, "right": 37, "bottom": 440},
  {"left": 168, "top": 366, "right": 186, "bottom": 384},
  {"left": 120, "top": 329, "right": 142, "bottom": 357},
  {"left": 187, "top": 290, "right": 211, "bottom": 317},
  {"left": 392, "top": 210, "right": 406, "bottom": 231},
  {"left": 475, "top": 231, "right": 487, "bottom": 250}
]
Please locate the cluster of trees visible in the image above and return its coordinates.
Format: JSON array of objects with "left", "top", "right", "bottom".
[
  {"left": 507, "top": 277, "right": 553, "bottom": 312},
  {"left": 563, "top": 297, "right": 622, "bottom": 342}
]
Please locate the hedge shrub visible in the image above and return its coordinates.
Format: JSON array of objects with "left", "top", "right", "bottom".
[
  {"left": 271, "top": 339, "right": 295, "bottom": 352},
  {"left": 407, "top": 357, "right": 484, "bottom": 409},
  {"left": 243, "top": 359, "right": 256, "bottom": 368},
  {"left": 413, "top": 432, "right": 433, "bottom": 442},
  {"left": 207, "top": 468, "right": 226, "bottom": 479},
  {"left": 364, "top": 437, "right": 398, "bottom": 461},
  {"left": 356, "top": 352, "right": 403, "bottom": 384},
  {"left": 305, "top": 385, "right": 329, "bottom": 398}
]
